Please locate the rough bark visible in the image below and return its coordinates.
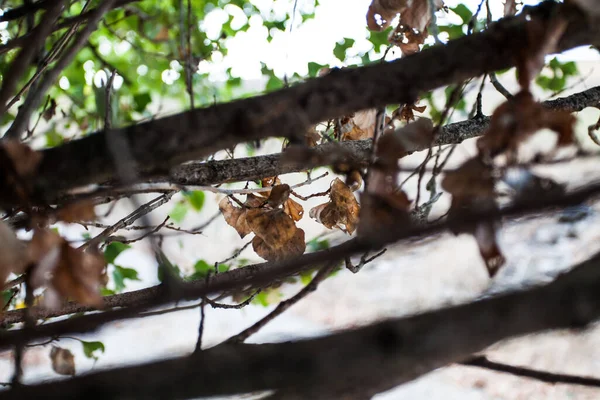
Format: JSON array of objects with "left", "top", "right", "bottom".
[
  {"left": 3, "top": 250, "right": 600, "bottom": 400},
  {"left": 3, "top": 1, "right": 596, "bottom": 208}
]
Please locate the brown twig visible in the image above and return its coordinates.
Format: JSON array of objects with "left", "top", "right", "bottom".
[
  {"left": 461, "top": 356, "right": 600, "bottom": 388},
  {"left": 225, "top": 263, "right": 336, "bottom": 344}
]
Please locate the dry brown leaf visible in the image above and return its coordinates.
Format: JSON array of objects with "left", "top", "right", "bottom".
[
  {"left": 367, "top": 0, "right": 410, "bottom": 31},
  {"left": 267, "top": 184, "right": 291, "bottom": 208},
  {"left": 305, "top": 129, "right": 321, "bottom": 147},
  {"left": 517, "top": 17, "right": 567, "bottom": 89},
  {"left": 377, "top": 118, "right": 434, "bottom": 167},
  {"left": 29, "top": 229, "right": 106, "bottom": 309},
  {"left": 252, "top": 228, "right": 306, "bottom": 261},
  {"left": 0, "top": 220, "right": 27, "bottom": 285},
  {"left": 476, "top": 91, "right": 575, "bottom": 159},
  {"left": 42, "top": 99, "right": 57, "bottom": 121},
  {"left": 340, "top": 109, "right": 378, "bottom": 141},
  {"left": 309, "top": 178, "right": 360, "bottom": 234},
  {"left": 356, "top": 191, "right": 412, "bottom": 241},
  {"left": 504, "top": 0, "right": 517, "bottom": 16},
  {"left": 50, "top": 346, "right": 75, "bottom": 376},
  {"left": 441, "top": 157, "right": 505, "bottom": 277},
  {"left": 2, "top": 140, "right": 42, "bottom": 178},
  {"left": 474, "top": 222, "right": 506, "bottom": 277},
  {"left": 56, "top": 201, "right": 96, "bottom": 223},
  {"left": 246, "top": 209, "right": 297, "bottom": 250},
  {"left": 219, "top": 197, "right": 253, "bottom": 238},
  {"left": 283, "top": 197, "right": 304, "bottom": 222},
  {"left": 442, "top": 157, "right": 495, "bottom": 199},
  {"left": 346, "top": 170, "right": 364, "bottom": 192}
]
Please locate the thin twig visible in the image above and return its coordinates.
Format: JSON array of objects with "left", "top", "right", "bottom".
[
  {"left": 345, "top": 249, "right": 387, "bottom": 274},
  {"left": 105, "top": 216, "right": 170, "bottom": 245},
  {"left": 225, "top": 263, "right": 336, "bottom": 344},
  {"left": 462, "top": 356, "right": 600, "bottom": 388},
  {"left": 194, "top": 299, "right": 205, "bottom": 352},
  {"left": 205, "top": 290, "right": 260, "bottom": 310},
  {"left": 80, "top": 192, "right": 175, "bottom": 250},
  {"left": 489, "top": 72, "right": 513, "bottom": 99},
  {"left": 4, "top": 0, "right": 117, "bottom": 139},
  {"left": 216, "top": 241, "right": 252, "bottom": 266}
]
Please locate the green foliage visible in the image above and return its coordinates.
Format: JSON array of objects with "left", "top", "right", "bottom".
[
  {"left": 104, "top": 242, "right": 131, "bottom": 265},
  {"left": 333, "top": 38, "right": 355, "bottom": 62},
  {"left": 535, "top": 57, "right": 578, "bottom": 92},
  {"left": 169, "top": 202, "right": 189, "bottom": 223},
  {"left": 187, "top": 260, "right": 230, "bottom": 280},
  {"left": 81, "top": 340, "right": 105, "bottom": 361},
  {"left": 307, "top": 238, "right": 330, "bottom": 252},
  {"left": 183, "top": 191, "right": 205, "bottom": 212},
  {"left": 112, "top": 265, "right": 140, "bottom": 292}
]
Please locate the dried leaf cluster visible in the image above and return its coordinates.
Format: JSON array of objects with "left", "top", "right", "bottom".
[
  {"left": 441, "top": 15, "right": 575, "bottom": 276},
  {"left": 220, "top": 179, "right": 307, "bottom": 261}
]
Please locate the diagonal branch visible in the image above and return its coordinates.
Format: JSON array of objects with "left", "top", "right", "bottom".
[
  {"left": 2, "top": 1, "right": 596, "bottom": 207},
  {"left": 3, "top": 177, "right": 600, "bottom": 347},
  {"left": 461, "top": 356, "right": 600, "bottom": 387},
  {"left": 4, "top": 250, "right": 600, "bottom": 399}
]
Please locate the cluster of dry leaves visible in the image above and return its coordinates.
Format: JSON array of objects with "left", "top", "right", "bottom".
[
  {"left": 367, "top": 0, "right": 445, "bottom": 56},
  {"left": 441, "top": 14, "right": 576, "bottom": 276},
  {"left": 0, "top": 140, "right": 106, "bottom": 310},
  {"left": 220, "top": 177, "right": 361, "bottom": 261}
]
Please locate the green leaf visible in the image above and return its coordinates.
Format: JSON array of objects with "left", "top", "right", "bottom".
[
  {"left": 333, "top": 38, "right": 355, "bottom": 62},
  {"left": 368, "top": 28, "right": 392, "bottom": 49},
  {"left": 104, "top": 242, "right": 131, "bottom": 265},
  {"left": 253, "top": 291, "right": 270, "bottom": 307},
  {"left": 133, "top": 92, "right": 152, "bottom": 112},
  {"left": 45, "top": 130, "right": 64, "bottom": 148},
  {"left": 81, "top": 340, "right": 105, "bottom": 360},
  {"left": 451, "top": 4, "right": 473, "bottom": 24},
  {"left": 307, "top": 62, "right": 327, "bottom": 78},
  {"left": 194, "top": 260, "right": 212, "bottom": 275},
  {"left": 169, "top": 202, "right": 188, "bottom": 223},
  {"left": 561, "top": 61, "right": 578, "bottom": 76},
  {"left": 183, "top": 191, "right": 205, "bottom": 212},
  {"left": 266, "top": 75, "right": 283, "bottom": 91},
  {"left": 307, "top": 239, "right": 330, "bottom": 252},
  {"left": 112, "top": 265, "right": 140, "bottom": 292},
  {"left": 1, "top": 290, "right": 14, "bottom": 309},
  {"left": 101, "top": 287, "right": 116, "bottom": 296},
  {"left": 300, "top": 270, "right": 314, "bottom": 285}
]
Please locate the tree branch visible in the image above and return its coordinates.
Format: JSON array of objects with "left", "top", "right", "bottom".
[
  {"left": 461, "top": 356, "right": 600, "bottom": 387},
  {"left": 3, "top": 177, "right": 600, "bottom": 347},
  {"left": 4, "top": 249, "right": 600, "bottom": 399},
  {"left": 3, "top": 1, "right": 597, "bottom": 207},
  {"left": 28, "top": 85, "right": 600, "bottom": 207}
]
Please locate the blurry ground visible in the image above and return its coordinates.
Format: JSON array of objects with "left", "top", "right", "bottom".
[{"left": 2, "top": 66, "right": 600, "bottom": 399}]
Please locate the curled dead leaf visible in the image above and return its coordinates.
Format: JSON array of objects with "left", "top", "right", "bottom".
[
  {"left": 367, "top": 0, "right": 410, "bottom": 31},
  {"left": 283, "top": 197, "right": 304, "bottom": 222},
  {"left": 339, "top": 109, "right": 378, "bottom": 141},
  {"left": 246, "top": 209, "right": 297, "bottom": 250},
  {"left": 29, "top": 229, "right": 106, "bottom": 309},
  {"left": 0, "top": 220, "right": 27, "bottom": 285},
  {"left": 1, "top": 140, "right": 42, "bottom": 178},
  {"left": 309, "top": 178, "right": 360, "bottom": 234},
  {"left": 50, "top": 346, "right": 75, "bottom": 376},
  {"left": 305, "top": 129, "right": 321, "bottom": 147},
  {"left": 377, "top": 118, "right": 434, "bottom": 167},
  {"left": 476, "top": 91, "right": 575, "bottom": 159},
  {"left": 56, "top": 201, "right": 96, "bottom": 223},
  {"left": 252, "top": 228, "right": 306, "bottom": 262},
  {"left": 219, "top": 197, "right": 253, "bottom": 238},
  {"left": 516, "top": 17, "right": 567, "bottom": 89},
  {"left": 267, "top": 184, "right": 291, "bottom": 208}
]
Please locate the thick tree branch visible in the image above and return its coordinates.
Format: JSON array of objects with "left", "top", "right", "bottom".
[
  {"left": 4, "top": 250, "right": 600, "bottom": 399},
  {"left": 3, "top": 1, "right": 596, "bottom": 207},
  {"left": 35, "top": 86, "right": 600, "bottom": 207},
  {"left": 2, "top": 178, "right": 600, "bottom": 347}
]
